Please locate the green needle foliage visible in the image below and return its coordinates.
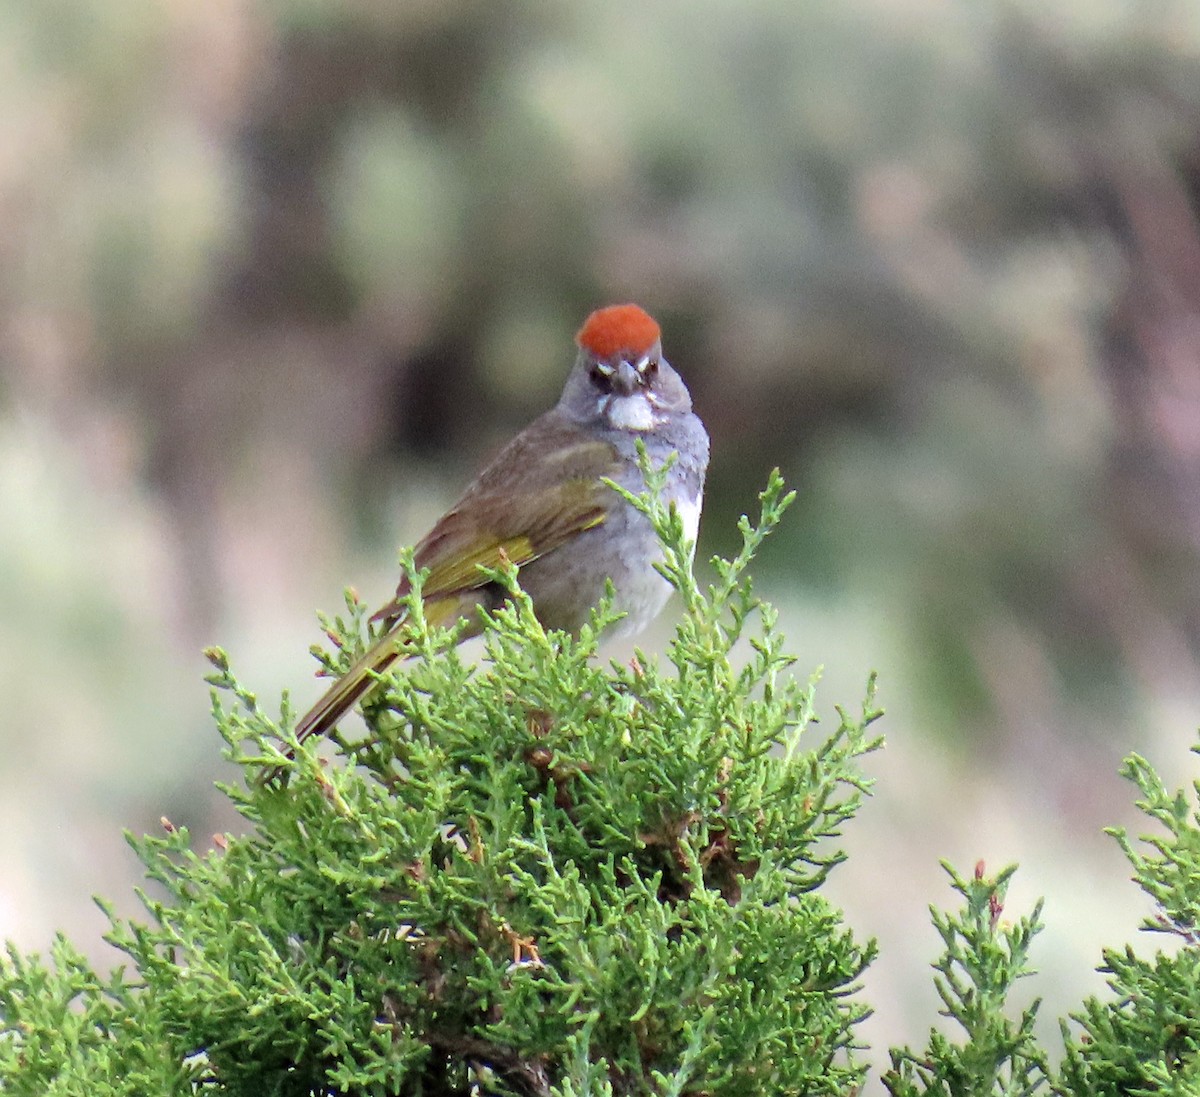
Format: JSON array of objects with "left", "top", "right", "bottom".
[
  {"left": 7, "top": 453, "right": 1200, "bottom": 1095},
  {"left": 882, "top": 863, "right": 1050, "bottom": 1097},
  {"left": 883, "top": 734, "right": 1200, "bottom": 1097},
  {"left": 1056, "top": 747, "right": 1200, "bottom": 1096},
  {"left": 0, "top": 459, "right": 883, "bottom": 1096}
]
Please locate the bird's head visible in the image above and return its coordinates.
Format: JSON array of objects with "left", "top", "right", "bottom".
[{"left": 559, "top": 304, "right": 693, "bottom": 430}]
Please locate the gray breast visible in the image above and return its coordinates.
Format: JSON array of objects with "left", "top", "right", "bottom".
[{"left": 520, "top": 411, "right": 707, "bottom": 639}]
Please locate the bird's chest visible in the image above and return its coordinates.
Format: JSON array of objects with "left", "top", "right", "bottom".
[{"left": 519, "top": 484, "right": 698, "bottom": 639}]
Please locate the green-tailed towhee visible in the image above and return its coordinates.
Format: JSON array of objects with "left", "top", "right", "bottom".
[{"left": 286, "top": 303, "right": 709, "bottom": 758}]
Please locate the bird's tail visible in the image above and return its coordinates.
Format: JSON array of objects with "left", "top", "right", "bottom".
[
  {"left": 294, "top": 626, "right": 406, "bottom": 746},
  {"left": 258, "top": 625, "right": 405, "bottom": 783},
  {"left": 263, "top": 592, "right": 481, "bottom": 782}
]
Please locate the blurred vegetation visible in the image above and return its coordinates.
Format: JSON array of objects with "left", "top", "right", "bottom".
[{"left": 3, "top": 0, "right": 1200, "bottom": 1059}]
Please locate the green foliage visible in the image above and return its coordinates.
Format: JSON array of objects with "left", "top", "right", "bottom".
[
  {"left": 0, "top": 934, "right": 194, "bottom": 1096},
  {"left": 1056, "top": 747, "right": 1200, "bottom": 1096},
  {"left": 7, "top": 455, "right": 1200, "bottom": 1094},
  {"left": 884, "top": 735, "right": 1200, "bottom": 1097},
  {"left": 882, "top": 863, "right": 1049, "bottom": 1097},
  {"left": 0, "top": 465, "right": 882, "bottom": 1095}
]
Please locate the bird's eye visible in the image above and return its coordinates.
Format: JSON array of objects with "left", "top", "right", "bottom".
[
  {"left": 589, "top": 363, "right": 613, "bottom": 390},
  {"left": 636, "top": 357, "right": 659, "bottom": 385}
]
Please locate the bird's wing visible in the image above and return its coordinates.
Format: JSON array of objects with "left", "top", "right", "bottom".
[{"left": 371, "top": 426, "right": 619, "bottom": 622}]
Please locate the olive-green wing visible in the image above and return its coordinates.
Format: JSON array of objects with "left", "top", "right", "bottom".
[
  {"left": 414, "top": 478, "right": 608, "bottom": 599},
  {"left": 275, "top": 425, "right": 617, "bottom": 769},
  {"left": 371, "top": 430, "right": 619, "bottom": 623}
]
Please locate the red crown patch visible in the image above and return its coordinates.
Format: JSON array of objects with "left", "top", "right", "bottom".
[{"left": 576, "top": 304, "right": 661, "bottom": 359}]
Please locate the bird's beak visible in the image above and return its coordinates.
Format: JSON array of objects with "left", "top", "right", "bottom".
[{"left": 612, "top": 359, "right": 641, "bottom": 397}]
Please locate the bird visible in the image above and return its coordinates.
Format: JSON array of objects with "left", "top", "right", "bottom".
[{"left": 282, "top": 303, "right": 709, "bottom": 767}]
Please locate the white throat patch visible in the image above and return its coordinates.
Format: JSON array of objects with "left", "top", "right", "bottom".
[{"left": 606, "top": 394, "right": 655, "bottom": 431}]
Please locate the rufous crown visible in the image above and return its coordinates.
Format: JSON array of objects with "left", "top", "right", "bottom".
[{"left": 576, "top": 304, "right": 661, "bottom": 359}]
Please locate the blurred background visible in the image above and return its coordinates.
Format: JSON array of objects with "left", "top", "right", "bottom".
[{"left": 4, "top": 0, "right": 1200, "bottom": 1069}]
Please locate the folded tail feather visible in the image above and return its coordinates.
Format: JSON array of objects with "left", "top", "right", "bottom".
[
  {"left": 262, "top": 592, "right": 486, "bottom": 782},
  {"left": 292, "top": 626, "right": 407, "bottom": 747}
]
